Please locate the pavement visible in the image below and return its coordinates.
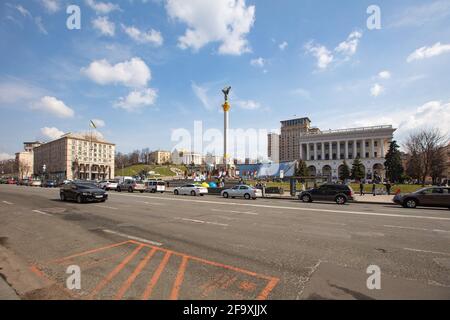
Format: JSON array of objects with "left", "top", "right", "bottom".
[{"left": 0, "top": 184, "right": 449, "bottom": 300}]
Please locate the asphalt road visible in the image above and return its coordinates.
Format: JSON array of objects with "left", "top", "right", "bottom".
[{"left": 0, "top": 184, "right": 449, "bottom": 300}]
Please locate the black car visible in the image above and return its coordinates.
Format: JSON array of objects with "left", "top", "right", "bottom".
[
  {"left": 393, "top": 187, "right": 450, "bottom": 209},
  {"left": 60, "top": 182, "right": 108, "bottom": 204},
  {"left": 298, "top": 184, "right": 354, "bottom": 205}
]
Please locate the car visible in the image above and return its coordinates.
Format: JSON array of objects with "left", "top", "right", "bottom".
[
  {"left": 117, "top": 179, "right": 146, "bottom": 193},
  {"left": 393, "top": 187, "right": 450, "bottom": 209},
  {"left": 60, "top": 182, "right": 108, "bottom": 204},
  {"left": 145, "top": 180, "right": 166, "bottom": 193},
  {"left": 174, "top": 184, "right": 208, "bottom": 196},
  {"left": 221, "top": 185, "right": 262, "bottom": 200},
  {"left": 7, "top": 178, "right": 16, "bottom": 185},
  {"left": 17, "top": 179, "right": 30, "bottom": 186},
  {"left": 29, "top": 179, "right": 42, "bottom": 187},
  {"left": 298, "top": 184, "right": 354, "bottom": 205},
  {"left": 42, "top": 180, "right": 57, "bottom": 188},
  {"left": 99, "top": 179, "right": 119, "bottom": 191}
]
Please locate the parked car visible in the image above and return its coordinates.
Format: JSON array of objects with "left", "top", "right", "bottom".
[
  {"left": 117, "top": 179, "right": 146, "bottom": 193},
  {"left": 298, "top": 184, "right": 354, "bottom": 205},
  {"left": 99, "top": 180, "right": 119, "bottom": 191},
  {"left": 17, "top": 179, "right": 30, "bottom": 186},
  {"left": 60, "top": 182, "right": 108, "bottom": 204},
  {"left": 42, "top": 180, "right": 57, "bottom": 188},
  {"left": 174, "top": 184, "right": 208, "bottom": 196},
  {"left": 221, "top": 185, "right": 262, "bottom": 200},
  {"left": 30, "top": 179, "right": 42, "bottom": 187},
  {"left": 145, "top": 180, "right": 166, "bottom": 193},
  {"left": 7, "top": 178, "right": 16, "bottom": 185},
  {"left": 393, "top": 187, "right": 450, "bottom": 209}
]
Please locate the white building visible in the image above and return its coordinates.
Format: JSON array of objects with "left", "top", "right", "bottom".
[
  {"left": 171, "top": 150, "right": 203, "bottom": 166},
  {"left": 267, "top": 133, "right": 280, "bottom": 163}
]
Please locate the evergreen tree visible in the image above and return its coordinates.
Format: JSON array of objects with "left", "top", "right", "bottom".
[
  {"left": 296, "top": 160, "right": 309, "bottom": 176},
  {"left": 351, "top": 157, "right": 365, "bottom": 181},
  {"left": 384, "top": 140, "right": 404, "bottom": 183},
  {"left": 339, "top": 161, "right": 351, "bottom": 181}
]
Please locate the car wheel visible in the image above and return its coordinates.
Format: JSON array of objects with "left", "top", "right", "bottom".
[
  {"left": 301, "top": 194, "right": 311, "bottom": 203},
  {"left": 60, "top": 193, "right": 66, "bottom": 201},
  {"left": 244, "top": 193, "right": 251, "bottom": 200},
  {"left": 191, "top": 190, "right": 196, "bottom": 196},
  {"left": 101, "top": 199, "right": 106, "bottom": 203},
  {"left": 128, "top": 187, "right": 133, "bottom": 193},
  {"left": 140, "top": 190, "right": 144, "bottom": 193},
  {"left": 404, "top": 198, "right": 417, "bottom": 209},
  {"left": 174, "top": 190, "right": 179, "bottom": 195},
  {"left": 76, "top": 195, "right": 83, "bottom": 204},
  {"left": 117, "top": 187, "right": 121, "bottom": 192},
  {"left": 335, "top": 195, "right": 346, "bottom": 205},
  {"left": 223, "top": 192, "right": 229, "bottom": 198}
]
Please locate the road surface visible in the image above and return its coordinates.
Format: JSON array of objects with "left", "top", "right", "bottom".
[{"left": 0, "top": 184, "right": 449, "bottom": 300}]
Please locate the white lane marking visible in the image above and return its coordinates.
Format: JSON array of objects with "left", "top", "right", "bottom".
[
  {"left": 32, "top": 210, "right": 52, "bottom": 217},
  {"left": 111, "top": 193, "right": 450, "bottom": 222},
  {"left": 211, "top": 208, "right": 258, "bottom": 215},
  {"left": 93, "top": 204, "right": 118, "bottom": 210},
  {"left": 384, "top": 225, "right": 450, "bottom": 233},
  {"left": 2, "top": 201, "right": 13, "bottom": 205},
  {"left": 403, "top": 248, "right": 450, "bottom": 256},
  {"left": 139, "top": 201, "right": 164, "bottom": 206},
  {"left": 174, "top": 217, "right": 229, "bottom": 227},
  {"left": 101, "top": 229, "right": 163, "bottom": 246}
]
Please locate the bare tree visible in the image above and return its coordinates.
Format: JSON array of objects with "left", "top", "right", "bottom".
[{"left": 404, "top": 128, "right": 448, "bottom": 185}]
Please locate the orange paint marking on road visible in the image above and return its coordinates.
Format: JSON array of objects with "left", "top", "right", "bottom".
[
  {"left": 88, "top": 244, "right": 144, "bottom": 299},
  {"left": 141, "top": 251, "right": 172, "bottom": 300},
  {"left": 52, "top": 241, "right": 132, "bottom": 264},
  {"left": 169, "top": 255, "right": 189, "bottom": 300},
  {"left": 256, "top": 278, "right": 280, "bottom": 300},
  {"left": 114, "top": 247, "right": 157, "bottom": 300},
  {"left": 239, "top": 280, "right": 257, "bottom": 292},
  {"left": 29, "top": 265, "right": 53, "bottom": 285}
]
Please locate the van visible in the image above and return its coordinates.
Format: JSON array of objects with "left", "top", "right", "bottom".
[{"left": 145, "top": 180, "right": 166, "bottom": 193}]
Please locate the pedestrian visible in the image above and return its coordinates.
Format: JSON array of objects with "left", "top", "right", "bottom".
[
  {"left": 372, "top": 182, "right": 376, "bottom": 196},
  {"left": 385, "top": 181, "right": 391, "bottom": 195},
  {"left": 359, "top": 180, "right": 364, "bottom": 196}
]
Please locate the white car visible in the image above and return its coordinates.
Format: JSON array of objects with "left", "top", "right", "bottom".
[
  {"left": 174, "top": 184, "right": 208, "bottom": 196},
  {"left": 99, "top": 180, "right": 119, "bottom": 191},
  {"left": 145, "top": 180, "right": 166, "bottom": 193},
  {"left": 221, "top": 185, "right": 262, "bottom": 200}
]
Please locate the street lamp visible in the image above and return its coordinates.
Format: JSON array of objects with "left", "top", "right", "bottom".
[{"left": 222, "top": 86, "right": 231, "bottom": 175}]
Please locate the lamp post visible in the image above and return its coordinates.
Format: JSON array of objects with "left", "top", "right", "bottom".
[{"left": 222, "top": 86, "right": 231, "bottom": 176}]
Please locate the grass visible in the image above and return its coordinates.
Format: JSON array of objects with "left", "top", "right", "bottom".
[{"left": 116, "top": 164, "right": 187, "bottom": 177}]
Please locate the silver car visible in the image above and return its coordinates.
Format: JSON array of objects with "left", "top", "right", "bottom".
[
  {"left": 174, "top": 184, "right": 208, "bottom": 196},
  {"left": 221, "top": 185, "right": 262, "bottom": 200}
]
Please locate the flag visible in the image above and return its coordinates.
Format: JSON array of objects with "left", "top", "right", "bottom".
[{"left": 90, "top": 120, "right": 97, "bottom": 129}]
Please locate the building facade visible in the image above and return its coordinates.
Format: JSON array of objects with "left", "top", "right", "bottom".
[
  {"left": 278, "top": 117, "right": 396, "bottom": 181},
  {"left": 171, "top": 150, "right": 203, "bottom": 166},
  {"left": 149, "top": 150, "right": 171, "bottom": 165},
  {"left": 267, "top": 133, "right": 280, "bottom": 163},
  {"left": 33, "top": 133, "right": 115, "bottom": 181},
  {"left": 15, "top": 141, "right": 41, "bottom": 179}
]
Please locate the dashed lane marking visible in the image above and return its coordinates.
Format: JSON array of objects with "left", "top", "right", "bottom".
[
  {"left": 32, "top": 209, "right": 52, "bottom": 217},
  {"left": 211, "top": 209, "right": 259, "bottom": 215},
  {"left": 403, "top": 248, "right": 450, "bottom": 256},
  {"left": 174, "top": 217, "right": 229, "bottom": 227},
  {"left": 102, "top": 229, "right": 163, "bottom": 246},
  {"left": 384, "top": 225, "right": 450, "bottom": 233},
  {"left": 2, "top": 201, "right": 13, "bottom": 205},
  {"left": 93, "top": 204, "right": 118, "bottom": 210}
]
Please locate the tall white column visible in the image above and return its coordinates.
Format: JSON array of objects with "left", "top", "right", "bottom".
[
  {"left": 380, "top": 139, "right": 385, "bottom": 158},
  {"left": 371, "top": 139, "right": 375, "bottom": 158},
  {"left": 345, "top": 141, "right": 349, "bottom": 159},
  {"left": 337, "top": 141, "right": 341, "bottom": 160},
  {"left": 354, "top": 140, "right": 358, "bottom": 158},
  {"left": 300, "top": 143, "right": 303, "bottom": 160},
  {"left": 313, "top": 143, "right": 318, "bottom": 161},
  {"left": 321, "top": 142, "right": 325, "bottom": 160},
  {"left": 362, "top": 140, "right": 366, "bottom": 159},
  {"left": 224, "top": 109, "right": 229, "bottom": 165},
  {"left": 306, "top": 143, "right": 310, "bottom": 161}
]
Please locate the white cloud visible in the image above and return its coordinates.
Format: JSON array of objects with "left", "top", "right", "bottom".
[
  {"left": 31, "top": 96, "right": 75, "bottom": 118},
  {"left": 85, "top": 0, "right": 121, "bottom": 14},
  {"left": 15, "top": 5, "right": 32, "bottom": 18},
  {"left": 236, "top": 100, "right": 260, "bottom": 110},
  {"left": 40, "top": 0, "right": 61, "bottom": 13},
  {"left": 378, "top": 70, "right": 391, "bottom": 79},
  {"left": 82, "top": 57, "right": 151, "bottom": 88},
  {"left": 335, "top": 31, "right": 362, "bottom": 57},
  {"left": 192, "top": 82, "right": 212, "bottom": 110},
  {"left": 165, "top": 0, "right": 255, "bottom": 55},
  {"left": 91, "top": 119, "right": 106, "bottom": 127},
  {"left": 304, "top": 41, "right": 334, "bottom": 70},
  {"left": 121, "top": 24, "right": 163, "bottom": 46},
  {"left": 0, "top": 153, "right": 14, "bottom": 161},
  {"left": 391, "top": 0, "right": 450, "bottom": 28},
  {"left": 34, "top": 17, "right": 48, "bottom": 35},
  {"left": 0, "top": 81, "right": 46, "bottom": 105},
  {"left": 115, "top": 88, "right": 158, "bottom": 111},
  {"left": 279, "top": 41, "right": 288, "bottom": 51},
  {"left": 250, "top": 57, "right": 265, "bottom": 68},
  {"left": 41, "top": 127, "right": 65, "bottom": 140},
  {"left": 92, "top": 16, "right": 115, "bottom": 37},
  {"left": 370, "top": 83, "right": 384, "bottom": 97},
  {"left": 407, "top": 42, "right": 450, "bottom": 62}
]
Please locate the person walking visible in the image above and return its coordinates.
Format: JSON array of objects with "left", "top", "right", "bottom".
[
  {"left": 372, "top": 182, "right": 376, "bottom": 196},
  {"left": 359, "top": 181, "right": 365, "bottom": 196},
  {"left": 385, "top": 181, "right": 391, "bottom": 195}
]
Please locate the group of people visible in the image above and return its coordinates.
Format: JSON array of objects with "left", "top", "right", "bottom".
[{"left": 359, "top": 180, "right": 392, "bottom": 196}]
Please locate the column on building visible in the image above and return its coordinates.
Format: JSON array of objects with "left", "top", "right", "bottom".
[
  {"left": 345, "top": 141, "right": 349, "bottom": 159},
  {"left": 299, "top": 143, "right": 303, "bottom": 161},
  {"left": 321, "top": 142, "right": 325, "bottom": 161},
  {"left": 371, "top": 139, "right": 375, "bottom": 158},
  {"left": 353, "top": 140, "right": 358, "bottom": 158},
  {"left": 362, "top": 139, "right": 366, "bottom": 159},
  {"left": 306, "top": 143, "right": 310, "bottom": 161},
  {"left": 313, "top": 143, "right": 318, "bottom": 161},
  {"left": 380, "top": 139, "right": 385, "bottom": 158},
  {"left": 337, "top": 141, "right": 341, "bottom": 160}
]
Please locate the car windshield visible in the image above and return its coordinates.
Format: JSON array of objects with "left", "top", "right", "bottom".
[{"left": 76, "top": 184, "right": 97, "bottom": 189}]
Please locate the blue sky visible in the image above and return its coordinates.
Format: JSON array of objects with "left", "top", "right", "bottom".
[{"left": 1, "top": 0, "right": 450, "bottom": 160}]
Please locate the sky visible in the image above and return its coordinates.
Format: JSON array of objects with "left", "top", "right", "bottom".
[{"left": 1, "top": 0, "right": 450, "bottom": 161}]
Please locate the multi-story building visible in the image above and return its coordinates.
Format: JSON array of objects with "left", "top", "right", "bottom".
[
  {"left": 33, "top": 133, "right": 115, "bottom": 181},
  {"left": 149, "top": 150, "right": 171, "bottom": 165},
  {"left": 171, "top": 150, "right": 203, "bottom": 166},
  {"left": 15, "top": 141, "right": 42, "bottom": 179},
  {"left": 267, "top": 133, "right": 280, "bottom": 163},
  {"left": 277, "top": 117, "right": 396, "bottom": 180}
]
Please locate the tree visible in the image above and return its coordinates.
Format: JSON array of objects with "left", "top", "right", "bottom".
[
  {"left": 384, "top": 140, "right": 404, "bottom": 183},
  {"left": 405, "top": 151, "right": 421, "bottom": 182},
  {"left": 430, "top": 147, "right": 446, "bottom": 184},
  {"left": 351, "top": 157, "right": 365, "bottom": 181},
  {"left": 405, "top": 128, "right": 447, "bottom": 185},
  {"left": 339, "top": 161, "right": 351, "bottom": 181},
  {"left": 296, "top": 160, "right": 308, "bottom": 176}
]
